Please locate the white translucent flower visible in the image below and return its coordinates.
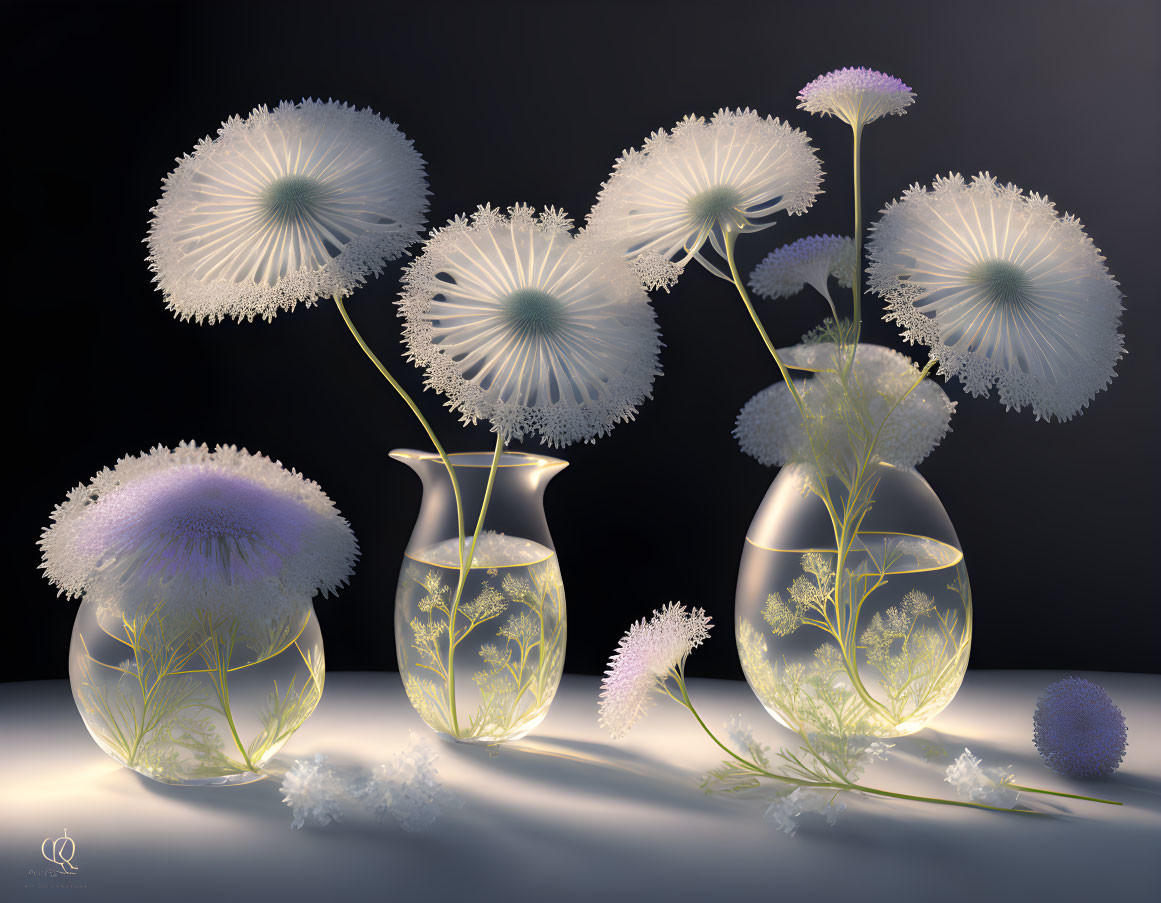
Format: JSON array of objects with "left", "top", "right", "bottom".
[
  {"left": 749, "top": 235, "right": 855, "bottom": 305},
  {"left": 945, "top": 748, "right": 1020, "bottom": 807},
  {"left": 281, "top": 754, "right": 347, "bottom": 829},
  {"left": 147, "top": 99, "right": 428, "bottom": 324},
  {"left": 734, "top": 344, "right": 954, "bottom": 469},
  {"left": 362, "top": 734, "right": 454, "bottom": 832},
  {"left": 764, "top": 787, "right": 846, "bottom": 836},
  {"left": 39, "top": 442, "right": 358, "bottom": 620},
  {"left": 868, "top": 173, "right": 1125, "bottom": 421},
  {"left": 586, "top": 109, "right": 824, "bottom": 289},
  {"left": 399, "top": 204, "right": 662, "bottom": 447},
  {"left": 797, "top": 67, "right": 915, "bottom": 130},
  {"left": 599, "top": 603, "right": 712, "bottom": 739}
]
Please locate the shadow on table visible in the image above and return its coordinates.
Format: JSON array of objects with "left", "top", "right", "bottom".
[{"left": 442, "top": 734, "right": 733, "bottom": 818}]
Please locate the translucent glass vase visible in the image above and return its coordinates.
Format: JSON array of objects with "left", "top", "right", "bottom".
[
  {"left": 392, "top": 449, "right": 567, "bottom": 744},
  {"left": 69, "top": 597, "right": 324, "bottom": 785},
  {"left": 736, "top": 462, "right": 971, "bottom": 738}
]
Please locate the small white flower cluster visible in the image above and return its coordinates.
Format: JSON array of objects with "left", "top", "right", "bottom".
[
  {"left": 836, "top": 735, "right": 893, "bottom": 782},
  {"left": 734, "top": 344, "right": 955, "bottom": 470},
  {"left": 281, "top": 754, "right": 346, "bottom": 830},
  {"left": 39, "top": 442, "right": 358, "bottom": 623},
  {"left": 598, "top": 603, "right": 712, "bottom": 739},
  {"left": 764, "top": 787, "right": 847, "bottom": 836},
  {"left": 399, "top": 204, "right": 662, "bottom": 447},
  {"left": 944, "top": 748, "right": 1020, "bottom": 807},
  {"left": 797, "top": 67, "right": 915, "bottom": 130},
  {"left": 586, "top": 109, "right": 823, "bottom": 289},
  {"left": 279, "top": 737, "right": 453, "bottom": 831},
  {"left": 362, "top": 736, "right": 455, "bottom": 832},
  {"left": 749, "top": 235, "right": 855, "bottom": 304},
  {"left": 148, "top": 99, "right": 429, "bottom": 324},
  {"left": 868, "top": 172, "right": 1125, "bottom": 421}
]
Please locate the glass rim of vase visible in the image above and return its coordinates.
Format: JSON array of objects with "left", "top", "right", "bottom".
[{"left": 389, "top": 448, "right": 568, "bottom": 469}]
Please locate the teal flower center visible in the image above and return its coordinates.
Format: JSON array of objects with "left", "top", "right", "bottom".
[
  {"left": 687, "top": 185, "right": 745, "bottom": 229},
  {"left": 259, "top": 175, "right": 325, "bottom": 224},
  {"left": 504, "top": 288, "right": 566, "bottom": 337},
  {"left": 968, "top": 259, "right": 1033, "bottom": 307}
]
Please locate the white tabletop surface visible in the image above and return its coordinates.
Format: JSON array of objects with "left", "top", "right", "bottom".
[{"left": 2, "top": 670, "right": 1158, "bottom": 902}]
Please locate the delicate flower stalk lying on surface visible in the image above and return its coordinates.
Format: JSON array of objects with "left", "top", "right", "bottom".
[
  {"left": 276, "top": 735, "right": 455, "bottom": 831},
  {"left": 599, "top": 604, "right": 1122, "bottom": 835}
]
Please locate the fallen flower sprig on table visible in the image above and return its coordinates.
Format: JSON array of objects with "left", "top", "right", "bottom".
[{"left": 598, "top": 604, "right": 1121, "bottom": 835}]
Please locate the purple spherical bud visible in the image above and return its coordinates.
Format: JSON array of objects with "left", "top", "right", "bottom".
[{"left": 1033, "top": 678, "right": 1127, "bottom": 779}]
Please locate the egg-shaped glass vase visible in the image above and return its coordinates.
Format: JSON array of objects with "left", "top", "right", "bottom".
[
  {"left": 392, "top": 449, "right": 567, "bottom": 744},
  {"left": 69, "top": 596, "right": 324, "bottom": 784},
  {"left": 736, "top": 462, "right": 971, "bottom": 738}
]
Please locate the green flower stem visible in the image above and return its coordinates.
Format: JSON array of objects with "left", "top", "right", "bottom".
[
  {"left": 673, "top": 675, "right": 1118, "bottom": 816},
  {"left": 209, "top": 622, "right": 257, "bottom": 773},
  {"left": 333, "top": 296, "right": 468, "bottom": 571},
  {"left": 845, "top": 123, "right": 864, "bottom": 379},
  {"left": 446, "top": 432, "right": 506, "bottom": 736},
  {"left": 1008, "top": 785, "right": 1122, "bottom": 805},
  {"left": 722, "top": 229, "right": 809, "bottom": 418}
]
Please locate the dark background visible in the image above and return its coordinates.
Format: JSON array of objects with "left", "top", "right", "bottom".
[{"left": 8, "top": 0, "right": 1159, "bottom": 681}]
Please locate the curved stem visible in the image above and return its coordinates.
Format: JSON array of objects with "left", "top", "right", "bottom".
[
  {"left": 722, "top": 229, "right": 808, "bottom": 416},
  {"left": 333, "top": 296, "right": 467, "bottom": 570},
  {"left": 446, "top": 432, "right": 505, "bottom": 736}
]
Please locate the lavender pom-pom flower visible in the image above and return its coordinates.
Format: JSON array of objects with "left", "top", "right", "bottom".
[
  {"left": 798, "top": 67, "right": 915, "bottom": 131},
  {"left": 39, "top": 441, "right": 358, "bottom": 622},
  {"left": 1033, "top": 678, "right": 1128, "bottom": 778}
]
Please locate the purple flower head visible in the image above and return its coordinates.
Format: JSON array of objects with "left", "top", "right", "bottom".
[
  {"left": 1033, "top": 678, "right": 1127, "bottom": 779},
  {"left": 40, "top": 442, "right": 358, "bottom": 619},
  {"left": 798, "top": 68, "right": 915, "bottom": 130}
]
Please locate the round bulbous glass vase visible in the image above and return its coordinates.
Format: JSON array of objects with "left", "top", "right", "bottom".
[
  {"left": 736, "top": 462, "right": 972, "bottom": 739},
  {"left": 392, "top": 449, "right": 568, "bottom": 745},
  {"left": 69, "top": 597, "right": 324, "bottom": 785}
]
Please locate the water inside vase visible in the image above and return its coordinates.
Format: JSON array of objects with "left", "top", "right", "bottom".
[
  {"left": 737, "top": 532, "right": 971, "bottom": 738},
  {"left": 396, "top": 532, "right": 565, "bottom": 743},
  {"left": 69, "top": 601, "right": 324, "bottom": 784}
]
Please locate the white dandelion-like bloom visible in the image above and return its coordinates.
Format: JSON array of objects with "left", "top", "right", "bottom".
[
  {"left": 39, "top": 441, "right": 358, "bottom": 620},
  {"left": 281, "top": 754, "right": 347, "bottom": 829},
  {"left": 944, "top": 748, "right": 1020, "bottom": 808},
  {"left": 868, "top": 173, "right": 1125, "bottom": 421},
  {"left": 797, "top": 67, "right": 915, "bottom": 130},
  {"left": 399, "top": 204, "right": 663, "bottom": 447},
  {"left": 599, "top": 603, "right": 712, "bottom": 739},
  {"left": 586, "top": 109, "right": 824, "bottom": 289},
  {"left": 147, "top": 99, "right": 428, "bottom": 324},
  {"left": 735, "top": 343, "right": 954, "bottom": 469},
  {"left": 749, "top": 235, "right": 856, "bottom": 306}
]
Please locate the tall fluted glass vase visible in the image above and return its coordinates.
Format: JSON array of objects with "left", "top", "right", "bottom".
[{"left": 392, "top": 449, "right": 568, "bottom": 744}]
